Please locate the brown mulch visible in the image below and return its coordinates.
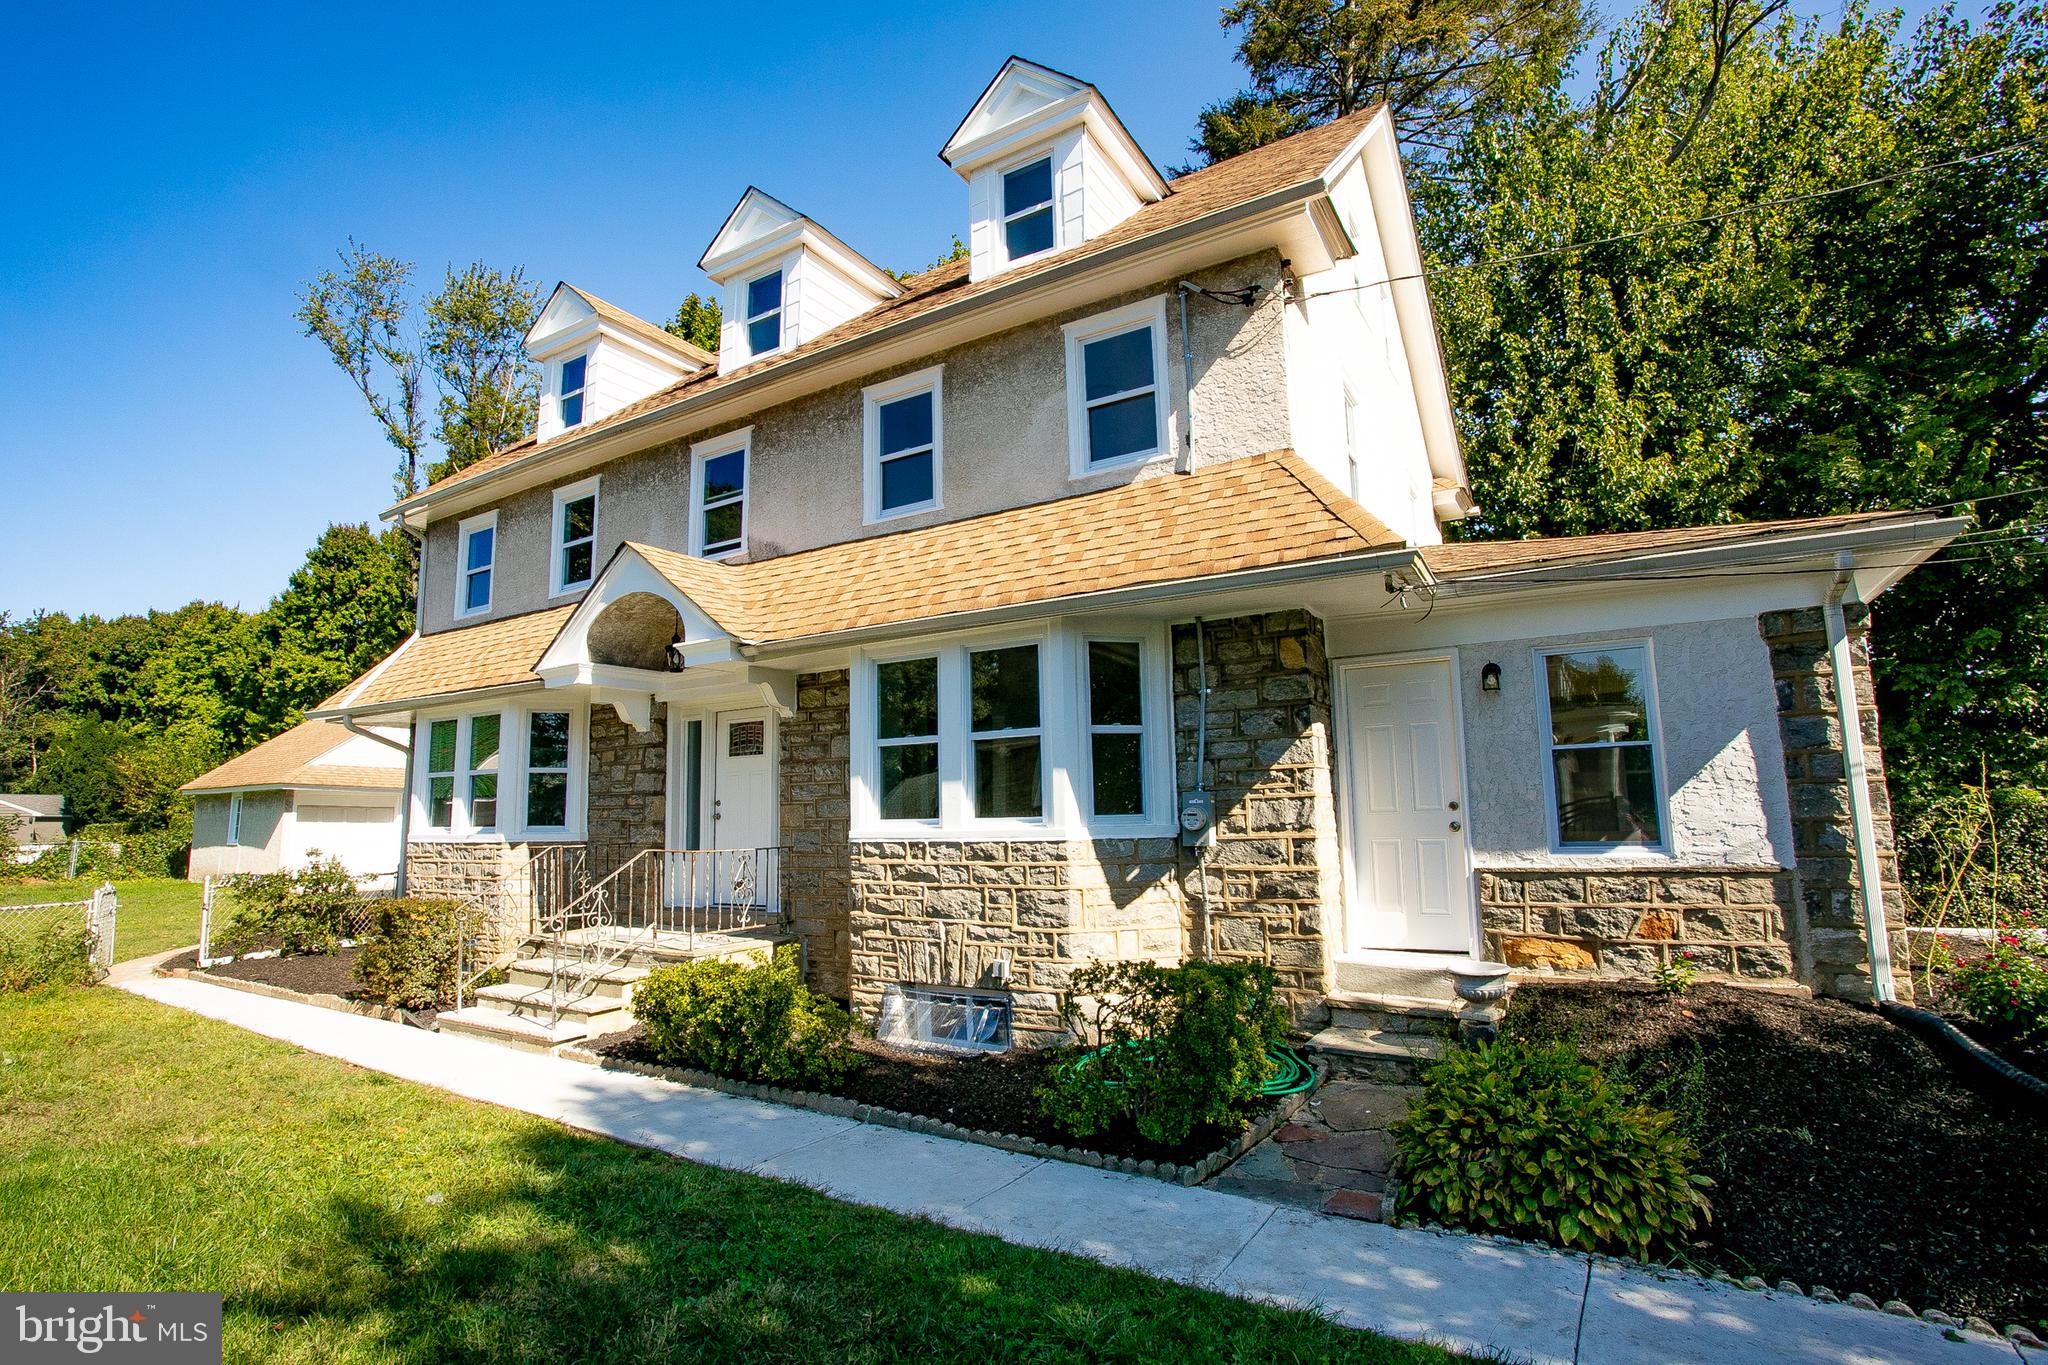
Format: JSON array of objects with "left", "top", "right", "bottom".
[
  {"left": 1508, "top": 982, "right": 2048, "bottom": 1327},
  {"left": 164, "top": 947, "right": 438, "bottom": 1025},
  {"left": 589, "top": 1026, "right": 1268, "bottom": 1165}
]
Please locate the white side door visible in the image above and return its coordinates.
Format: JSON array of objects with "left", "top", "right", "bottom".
[
  {"left": 1338, "top": 657, "right": 1473, "bottom": 953},
  {"left": 711, "top": 709, "right": 773, "bottom": 852}
]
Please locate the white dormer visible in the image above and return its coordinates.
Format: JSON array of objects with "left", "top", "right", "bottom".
[
  {"left": 698, "top": 189, "right": 903, "bottom": 376},
  {"left": 527, "top": 284, "right": 713, "bottom": 443},
  {"left": 941, "top": 58, "right": 1168, "bottom": 283}
]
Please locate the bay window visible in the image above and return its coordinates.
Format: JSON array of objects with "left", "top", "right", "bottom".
[
  {"left": 414, "top": 707, "right": 584, "bottom": 839},
  {"left": 876, "top": 657, "right": 940, "bottom": 821},
  {"left": 426, "top": 719, "right": 457, "bottom": 829},
  {"left": 1538, "top": 643, "right": 1666, "bottom": 849},
  {"left": 969, "top": 644, "right": 1042, "bottom": 819},
  {"left": 526, "top": 711, "right": 571, "bottom": 829},
  {"left": 1084, "top": 639, "right": 1145, "bottom": 818},
  {"left": 464, "top": 714, "right": 500, "bottom": 833}
]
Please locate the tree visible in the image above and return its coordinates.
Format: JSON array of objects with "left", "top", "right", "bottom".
[
  {"left": 889, "top": 237, "right": 971, "bottom": 282},
  {"left": 1187, "top": 0, "right": 1591, "bottom": 165},
  {"left": 298, "top": 246, "right": 541, "bottom": 496},
  {"left": 665, "top": 292, "right": 723, "bottom": 351},
  {"left": 249, "top": 523, "right": 416, "bottom": 733}
]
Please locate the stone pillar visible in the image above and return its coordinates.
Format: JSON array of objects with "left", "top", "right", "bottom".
[
  {"left": 1171, "top": 610, "right": 1341, "bottom": 1024},
  {"left": 1761, "top": 605, "right": 1910, "bottom": 1002},
  {"left": 781, "top": 670, "right": 854, "bottom": 1000},
  {"left": 585, "top": 705, "right": 667, "bottom": 877}
]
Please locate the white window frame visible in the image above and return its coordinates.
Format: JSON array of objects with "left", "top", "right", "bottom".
[
  {"left": 1533, "top": 639, "right": 1672, "bottom": 856},
  {"left": 454, "top": 511, "right": 497, "bottom": 619},
  {"left": 850, "top": 619, "right": 1172, "bottom": 840},
  {"left": 462, "top": 712, "right": 503, "bottom": 836},
  {"left": 558, "top": 352, "right": 589, "bottom": 428},
  {"left": 423, "top": 716, "right": 459, "bottom": 832},
  {"left": 225, "top": 794, "right": 242, "bottom": 847},
  {"left": 998, "top": 152, "right": 1058, "bottom": 268},
  {"left": 863, "top": 365, "right": 944, "bottom": 522},
  {"left": 550, "top": 476, "right": 601, "bottom": 596},
  {"left": 411, "top": 704, "right": 588, "bottom": 842},
  {"left": 689, "top": 428, "right": 751, "bottom": 559},
  {"left": 744, "top": 269, "right": 785, "bottom": 359},
  {"left": 519, "top": 706, "right": 576, "bottom": 833},
  {"left": 1063, "top": 297, "right": 1173, "bottom": 478}
]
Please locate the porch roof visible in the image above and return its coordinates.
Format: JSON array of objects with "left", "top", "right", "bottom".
[
  {"left": 179, "top": 720, "right": 403, "bottom": 795},
  {"left": 317, "top": 606, "right": 576, "bottom": 712}
]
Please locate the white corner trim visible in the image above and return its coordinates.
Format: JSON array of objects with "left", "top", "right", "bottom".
[
  {"left": 453, "top": 511, "right": 498, "bottom": 620},
  {"left": 688, "top": 427, "right": 752, "bottom": 560},
  {"left": 1062, "top": 295, "right": 1173, "bottom": 479},
  {"left": 862, "top": 364, "right": 945, "bottom": 524}
]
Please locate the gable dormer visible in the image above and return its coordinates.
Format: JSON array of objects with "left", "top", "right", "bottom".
[
  {"left": 698, "top": 188, "right": 903, "bottom": 376},
  {"left": 527, "top": 284, "right": 712, "bottom": 442},
  {"left": 941, "top": 58, "right": 1168, "bottom": 284}
]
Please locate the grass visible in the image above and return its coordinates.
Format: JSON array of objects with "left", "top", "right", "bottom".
[
  {"left": 0, "top": 987, "right": 1453, "bottom": 1365},
  {"left": 0, "top": 878, "right": 201, "bottom": 961}
]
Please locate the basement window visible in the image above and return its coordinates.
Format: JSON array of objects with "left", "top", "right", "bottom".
[{"left": 877, "top": 984, "right": 1011, "bottom": 1053}]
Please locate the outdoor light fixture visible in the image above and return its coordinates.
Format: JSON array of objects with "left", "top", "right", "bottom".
[{"left": 1480, "top": 662, "right": 1502, "bottom": 693}]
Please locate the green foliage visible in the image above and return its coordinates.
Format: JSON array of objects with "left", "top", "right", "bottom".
[
  {"left": 217, "top": 858, "right": 368, "bottom": 957},
  {"left": 1392, "top": 1040, "right": 1712, "bottom": 1258},
  {"left": 634, "top": 945, "right": 861, "bottom": 1087},
  {"left": 664, "top": 292, "right": 723, "bottom": 351},
  {"left": 0, "top": 919, "right": 96, "bottom": 992},
  {"left": 889, "top": 237, "right": 971, "bottom": 281},
  {"left": 1950, "top": 918, "right": 2048, "bottom": 1042},
  {"left": 422, "top": 263, "right": 543, "bottom": 485},
  {"left": 354, "top": 898, "right": 472, "bottom": 1010},
  {"left": 1653, "top": 950, "right": 1700, "bottom": 995},
  {"left": 1039, "top": 959, "right": 1286, "bottom": 1146}
]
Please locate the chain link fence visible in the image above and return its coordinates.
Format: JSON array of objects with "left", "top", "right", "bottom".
[
  {"left": 197, "top": 874, "right": 385, "bottom": 967},
  {"left": 0, "top": 885, "right": 116, "bottom": 988}
]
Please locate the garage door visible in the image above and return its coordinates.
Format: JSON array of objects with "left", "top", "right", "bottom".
[{"left": 296, "top": 804, "right": 399, "bottom": 878}]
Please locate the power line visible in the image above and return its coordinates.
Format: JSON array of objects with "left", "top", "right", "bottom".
[{"left": 1304, "top": 134, "right": 2048, "bottom": 300}]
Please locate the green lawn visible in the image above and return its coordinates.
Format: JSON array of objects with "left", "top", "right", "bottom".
[
  {"left": 0, "top": 878, "right": 201, "bottom": 961},
  {"left": 0, "top": 987, "right": 1450, "bottom": 1364}
]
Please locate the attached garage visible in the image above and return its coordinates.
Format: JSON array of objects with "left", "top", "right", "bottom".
[{"left": 183, "top": 720, "right": 407, "bottom": 884}]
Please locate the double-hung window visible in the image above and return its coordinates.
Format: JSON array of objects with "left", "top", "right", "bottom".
[
  {"left": 864, "top": 367, "right": 942, "bottom": 520},
  {"left": 558, "top": 354, "right": 588, "bottom": 427},
  {"left": 1343, "top": 387, "right": 1362, "bottom": 501},
  {"left": 225, "top": 794, "right": 242, "bottom": 847},
  {"left": 746, "top": 270, "right": 783, "bottom": 356},
  {"left": 692, "top": 430, "right": 749, "bottom": 558},
  {"left": 1084, "top": 640, "right": 1145, "bottom": 818},
  {"left": 1001, "top": 156, "right": 1055, "bottom": 262},
  {"left": 875, "top": 657, "right": 940, "bottom": 821},
  {"left": 426, "top": 719, "right": 458, "bottom": 830},
  {"left": 1539, "top": 644, "right": 1666, "bottom": 849},
  {"left": 465, "top": 714, "right": 501, "bottom": 833},
  {"left": 525, "top": 711, "right": 571, "bottom": 829},
  {"left": 455, "top": 513, "right": 495, "bottom": 617},
  {"left": 1064, "top": 299, "right": 1169, "bottom": 474},
  {"left": 552, "top": 478, "right": 599, "bottom": 594},
  {"left": 421, "top": 708, "right": 581, "bottom": 838},
  {"left": 970, "top": 645, "right": 1042, "bottom": 820}
]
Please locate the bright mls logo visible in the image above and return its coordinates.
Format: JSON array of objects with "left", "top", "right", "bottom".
[{"left": 4, "top": 1294, "right": 220, "bottom": 1362}]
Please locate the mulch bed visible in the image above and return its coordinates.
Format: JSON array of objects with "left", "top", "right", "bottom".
[
  {"left": 164, "top": 947, "right": 437, "bottom": 1025},
  {"left": 588, "top": 1026, "right": 1268, "bottom": 1166},
  {"left": 1508, "top": 982, "right": 2048, "bottom": 1327}
]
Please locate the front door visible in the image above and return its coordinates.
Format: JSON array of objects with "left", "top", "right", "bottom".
[
  {"left": 1338, "top": 657, "right": 1473, "bottom": 953},
  {"left": 711, "top": 708, "right": 773, "bottom": 852}
]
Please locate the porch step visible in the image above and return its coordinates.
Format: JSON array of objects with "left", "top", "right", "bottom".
[
  {"left": 1331, "top": 957, "right": 1467, "bottom": 1005},
  {"left": 1329, "top": 994, "right": 1461, "bottom": 1036},
  {"left": 436, "top": 1006, "right": 589, "bottom": 1053},
  {"left": 472, "top": 981, "right": 637, "bottom": 1034},
  {"left": 506, "top": 958, "right": 651, "bottom": 999},
  {"left": 1303, "top": 1023, "right": 1446, "bottom": 1083}
]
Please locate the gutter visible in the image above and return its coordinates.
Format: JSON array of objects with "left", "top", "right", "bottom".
[
  {"left": 1826, "top": 552, "right": 1897, "bottom": 1004},
  {"left": 387, "top": 180, "right": 1334, "bottom": 525}
]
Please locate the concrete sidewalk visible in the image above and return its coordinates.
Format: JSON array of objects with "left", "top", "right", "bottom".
[{"left": 114, "top": 972, "right": 2030, "bottom": 1364}]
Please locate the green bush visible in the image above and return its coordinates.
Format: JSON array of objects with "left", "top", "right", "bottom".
[
  {"left": 354, "top": 898, "right": 471, "bottom": 1010},
  {"left": 0, "top": 921, "right": 97, "bottom": 992},
  {"left": 634, "top": 945, "right": 860, "bottom": 1087},
  {"left": 1950, "top": 919, "right": 2048, "bottom": 1041},
  {"left": 1038, "top": 960, "right": 1287, "bottom": 1146},
  {"left": 1392, "top": 1040, "right": 1712, "bottom": 1259},
  {"left": 217, "top": 858, "right": 367, "bottom": 956}
]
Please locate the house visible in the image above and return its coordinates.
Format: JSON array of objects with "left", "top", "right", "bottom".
[
  {"left": 0, "top": 794, "right": 67, "bottom": 851},
  {"left": 308, "top": 58, "right": 1961, "bottom": 1052},
  {"left": 181, "top": 720, "right": 407, "bottom": 884}
]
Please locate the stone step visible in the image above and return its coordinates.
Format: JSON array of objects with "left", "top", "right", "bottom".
[
  {"left": 1331, "top": 957, "right": 1465, "bottom": 1005},
  {"left": 436, "top": 1006, "right": 588, "bottom": 1054},
  {"left": 472, "top": 981, "right": 635, "bottom": 1033},
  {"left": 1329, "top": 995, "right": 1461, "bottom": 1036},
  {"left": 1304, "top": 1023, "right": 1446, "bottom": 1084},
  {"left": 506, "top": 958, "right": 650, "bottom": 999}
]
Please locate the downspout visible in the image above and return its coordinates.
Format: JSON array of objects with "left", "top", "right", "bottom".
[
  {"left": 1175, "top": 285, "right": 1197, "bottom": 472},
  {"left": 1825, "top": 553, "right": 1896, "bottom": 1003}
]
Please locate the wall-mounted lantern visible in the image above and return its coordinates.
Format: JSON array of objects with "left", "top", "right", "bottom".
[{"left": 1480, "top": 661, "right": 1502, "bottom": 693}]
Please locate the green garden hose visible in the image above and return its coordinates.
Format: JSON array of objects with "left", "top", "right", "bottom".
[{"left": 1060, "top": 1041, "right": 1318, "bottom": 1096}]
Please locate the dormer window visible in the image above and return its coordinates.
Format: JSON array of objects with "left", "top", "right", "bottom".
[
  {"left": 558, "top": 354, "right": 588, "bottom": 427},
  {"left": 1002, "top": 158, "right": 1056, "bottom": 262},
  {"left": 746, "top": 270, "right": 784, "bottom": 356}
]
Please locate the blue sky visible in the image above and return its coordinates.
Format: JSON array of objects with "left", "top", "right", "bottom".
[{"left": 0, "top": 0, "right": 1966, "bottom": 620}]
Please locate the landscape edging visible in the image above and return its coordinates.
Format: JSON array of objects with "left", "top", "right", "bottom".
[
  {"left": 558, "top": 1042, "right": 1323, "bottom": 1186},
  {"left": 154, "top": 963, "right": 426, "bottom": 1028}
]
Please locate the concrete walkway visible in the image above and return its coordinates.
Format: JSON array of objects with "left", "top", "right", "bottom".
[{"left": 114, "top": 971, "right": 2032, "bottom": 1364}]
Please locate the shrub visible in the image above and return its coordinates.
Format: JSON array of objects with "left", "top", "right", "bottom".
[
  {"left": 354, "top": 898, "right": 472, "bottom": 1009},
  {"left": 1392, "top": 1040, "right": 1711, "bottom": 1259},
  {"left": 1950, "top": 924, "right": 2048, "bottom": 1042},
  {"left": 217, "top": 858, "right": 367, "bottom": 956},
  {"left": 0, "top": 920, "right": 97, "bottom": 992},
  {"left": 634, "top": 945, "right": 860, "bottom": 1087},
  {"left": 1039, "top": 960, "right": 1287, "bottom": 1146}
]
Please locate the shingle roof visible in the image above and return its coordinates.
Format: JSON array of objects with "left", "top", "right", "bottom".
[
  {"left": 1420, "top": 510, "right": 1940, "bottom": 579},
  {"left": 402, "top": 109, "right": 1384, "bottom": 508},
  {"left": 568, "top": 286, "right": 717, "bottom": 368},
  {"left": 325, "top": 451, "right": 1403, "bottom": 711},
  {"left": 180, "top": 721, "right": 404, "bottom": 794}
]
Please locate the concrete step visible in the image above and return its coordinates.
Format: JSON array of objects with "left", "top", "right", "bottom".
[
  {"left": 1329, "top": 996, "right": 1461, "bottom": 1036},
  {"left": 436, "top": 1006, "right": 588, "bottom": 1054},
  {"left": 506, "top": 958, "right": 650, "bottom": 999},
  {"left": 1304, "top": 1023, "right": 1446, "bottom": 1084},
  {"left": 1330, "top": 956, "right": 1466, "bottom": 1004},
  {"left": 472, "top": 982, "right": 634, "bottom": 1033}
]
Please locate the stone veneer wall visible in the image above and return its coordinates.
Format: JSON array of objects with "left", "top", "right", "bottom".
[
  {"left": 1761, "top": 604, "right": 1911, "bottom": 1002},
  {"left": 781, "top": 671, "right": 855, "bottom": 1000},
  {"left": 584, "top": 705, "right": 667, "bottom": 877},
  {"left": 1481, "top": 868, "right": 1798, "bottom": 981},
  {"left": 1170, "top": 611, "right": 1342, "bottom": 1024}
]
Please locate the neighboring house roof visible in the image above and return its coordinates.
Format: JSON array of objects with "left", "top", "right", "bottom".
[
  {"left": 179, "top": 720, "right": 405, "bottom": 795},
  {"left": 1420, "top": 510, "right": 1943, "bottom": 579},
  {"left": 0, "top": 794, "right": 64, "bottom": 818},
  {"left": 560, "top": 285, "right": 717, "bottom": 368},
  {"left": 393, "top": 109, "right": 1387, "bottom": 513},
  {"left": 326, "top": 450, "right": 1404, "bottom": 711}
]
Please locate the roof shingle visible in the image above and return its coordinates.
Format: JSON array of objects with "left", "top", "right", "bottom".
[{"left": 180, "top": 720, "right": 404, "bottom": 794}]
